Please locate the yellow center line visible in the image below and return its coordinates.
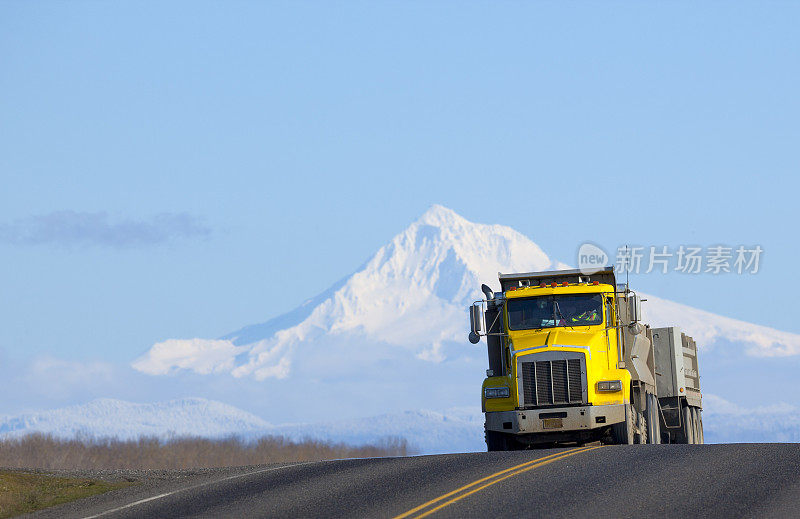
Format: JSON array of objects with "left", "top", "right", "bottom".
[
  {"left": 413, "top": 446, "right": 603, "bottom": 518},
  {"left": 393, "top": 445, "right": 600, "bottom": 519},
  {"left": 392, "top": 449, "right": 575, "bottom": 519}
]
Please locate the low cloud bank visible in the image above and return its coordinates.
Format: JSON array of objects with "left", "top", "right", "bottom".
[{"left": 0, "top": 211, "right": 210, "bottom": 248}]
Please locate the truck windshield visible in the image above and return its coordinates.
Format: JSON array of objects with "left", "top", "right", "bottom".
[{"left": 507, "top": 293, "right": 604, "bottom": 330}]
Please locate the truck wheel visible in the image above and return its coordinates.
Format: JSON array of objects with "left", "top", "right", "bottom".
[
  {"left": 486, "top": 430, "right": 507, "bottom": 451},
  {"left": 611, "top": 405, "right": 635, "bottom": 445},
  {"left": 486, "top": 430, "right": 523, "bottom": 451},
  {"left": 682, "top": 405, "right": 695, "bottom": 444},
  {"left": 654, "top": 396, "right": 662, "bottom": 444},
  {"left": 692, "top": 407, "right": 704, "bottom": 444},
  {"left": 634, "top": 410, "right": 647, "bottom": 445},
  {"left": 647, "top": 393, "right": 661, "bottom": 444},
  {"left": 698, "top": 409, "right": 705, "bottom": 444}
]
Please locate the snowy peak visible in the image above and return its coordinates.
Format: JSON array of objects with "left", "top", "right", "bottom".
[
  {"left": 369, "top": 204, "right": 556, "bottom": 304},
  {"left": 415, "top": 204, "right": 468, "bottom": 227},
  {"left": 290, "top": 205, "right": 560, "bottom": 352}
]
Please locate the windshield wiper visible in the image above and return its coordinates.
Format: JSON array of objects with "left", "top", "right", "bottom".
[{"left": 553, "top": 301, "right": 574, "bottom": 331}]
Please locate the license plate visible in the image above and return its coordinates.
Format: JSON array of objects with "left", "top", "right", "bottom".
[{"left": 542, "top": 418, "right": 563, "bottom": 429}]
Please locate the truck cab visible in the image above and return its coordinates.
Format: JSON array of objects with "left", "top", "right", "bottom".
[{"left": 469, "top": 267, "right": 703, "bottom": 449}]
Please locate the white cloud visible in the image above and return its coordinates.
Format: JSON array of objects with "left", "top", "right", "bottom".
[
  {"left": 253, "top": 356, "right": 291, "bottom": 380},
  {"left": 230, "top": 340, "right": 292, "bottom": 380},
  {"left": 132, "top": 338, "right": 246, "bottom": 376},
  {"left": 0, "top": 211, "right": 210, "bottom": 248},
  {"left": 133, "top": 336, "right": 294, "bottom": 380}
]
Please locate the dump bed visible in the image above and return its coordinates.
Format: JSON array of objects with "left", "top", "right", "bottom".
[
  {"left": 652, "top": 327, "right": 702, "bottom": 407},
  {"left": 497, "top": 267, "right": 617, "bottom": 292}
]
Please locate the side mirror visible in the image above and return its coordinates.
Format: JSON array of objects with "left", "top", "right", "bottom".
[
  {"left": 628, "top": 294, "right": 642, "bottom": 323},
  {"left": 468, "top": 304, "right": 483, "bottom": 344}
]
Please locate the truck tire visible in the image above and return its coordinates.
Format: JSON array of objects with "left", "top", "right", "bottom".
[
  {"left": 647, "top": 393, "right": 661, "bottom": 444},
  {"left": 698, "top": 409, "right": 705, "bottom": 444},
  {"left": 692, "top": 407, "right": 704, "bottom": 444},
  {"left": 654, "top": 397, "right": 662, "bottom": 444},
  {"left": 634, "top": 409, "right": 646, "bottom": 445},
  {"left": 486, "top": 430, "right": 523, "bottom": 451},
  {"left": 486, "top": 430, "right": 507, "bottom": 451},
  {"left": 682, "top": 405, "right": 695, "bottom": 444},
  {"left": 611, "top": 405, "right": 635, "bottom": 445}
]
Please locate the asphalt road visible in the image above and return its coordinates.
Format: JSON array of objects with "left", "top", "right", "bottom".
[{"left": 32, "top": 444, "right": 800, "bottom": 518}]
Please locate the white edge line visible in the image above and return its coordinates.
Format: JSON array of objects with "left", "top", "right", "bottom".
[{"left": 82, "top": 460, "right": 319, "bottom": 518}]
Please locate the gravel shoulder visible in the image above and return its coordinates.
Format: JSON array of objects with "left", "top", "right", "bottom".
[{"left": 17, "top": 463, "right": 302, "bottom": 518}]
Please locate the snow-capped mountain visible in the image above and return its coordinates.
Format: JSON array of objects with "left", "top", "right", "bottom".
[
  {"left": 133, "top": 205, "right": 800, "bottom": 383},
  {"left": 0, "top": 398, "right": 271, "bottom": 440},
  {"left": 132, "top": 205, "right": 567, "bottom": 379}
]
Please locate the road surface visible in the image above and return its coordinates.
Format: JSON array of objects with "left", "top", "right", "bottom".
[{"left": 32, "top": 444, "right": 800, "bottom": 518}]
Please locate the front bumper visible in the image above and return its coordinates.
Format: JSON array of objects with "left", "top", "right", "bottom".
[{"left": 485, "top": 404, "right": 626, "bottom": 435}]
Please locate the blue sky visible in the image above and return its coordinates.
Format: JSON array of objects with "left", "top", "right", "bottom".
[{"left": 2, "top": 1, "right": 799, "bottom": 379}]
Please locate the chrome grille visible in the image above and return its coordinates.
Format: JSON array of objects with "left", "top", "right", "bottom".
[{"left": 520, "top": 354, "right": 586, "bottom": 406}]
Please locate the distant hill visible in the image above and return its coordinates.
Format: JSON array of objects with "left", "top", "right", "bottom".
[
  {"left": 0, "top": 398, "right": 271, "bottom": 440},
  {"left": 0, "top": 397, "right": 482, "bottom": 453},
  {"left": 2, "top": 396, "right": 797, "bottom": 453}
]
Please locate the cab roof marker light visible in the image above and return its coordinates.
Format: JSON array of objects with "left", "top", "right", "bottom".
[{"left": 592, "top": 281, "right": 600, "bottom": 285}]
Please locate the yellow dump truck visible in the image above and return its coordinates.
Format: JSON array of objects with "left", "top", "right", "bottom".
[{"left": 468, "top": 267, "right": 703, "bottom": 449}]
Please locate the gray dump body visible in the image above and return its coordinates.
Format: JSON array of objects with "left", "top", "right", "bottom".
[{"left": 652, "top": 327, "right": 702, "bottom": 408}]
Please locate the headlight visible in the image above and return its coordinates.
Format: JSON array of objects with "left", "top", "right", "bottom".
[
  {"left": 484, "top": 387, "right": 510, "bottom": 399},
  {"left": 597, "top": 380, "right": 623, "bottom": 392}
]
